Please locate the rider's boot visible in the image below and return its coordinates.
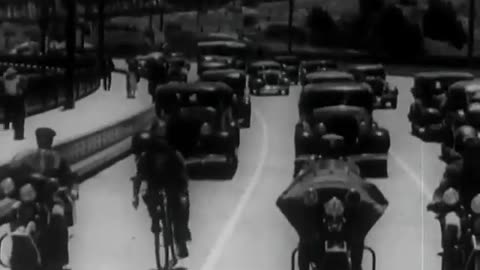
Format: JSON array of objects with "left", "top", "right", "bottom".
[{"left": 176, "top": 241, "right": 189, "bottom": 259}]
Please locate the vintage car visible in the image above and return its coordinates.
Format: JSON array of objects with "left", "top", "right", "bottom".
[
  {"left": 408, "top": 71, "right": 474, "bottom": 141},
  {"left": 199, "top": 69, "right": 251, "bottom": 128},
  {"left": 247, "top": 60, "right": 283, "bottom": 77},
  {"left": 294, "top": 105, "right": 390, "bottom": 178},
  {"left": 165, "top": 52, "right": 191, "bottom": 82},
  {"left": 134, "top": 52, "right": 167, "bottom": 78},
  {"left": 347, "top": 64, "right": 398, "bottom": 109},
  {"left": 299, "top": 59, "right": 338, "bottom": 85},
  {"left": 155, "top": 81, "right": 240, "bottom": 179},
  {"left": 274, "top": 55, "right": 300, "bottom": 84},
  {"left": 440, "top": 80, "right": 480, "bottom": 161},
  {"left": 249, "top": 69, "right": 290, "bottom": 96},
  {"left": 303, "top": 70, "right": 355, "bottom": 86},
  {"left": 298, "top": 82, "right": 375, "bottom": 117},
  {"left": 196, "top": 40, "right": 248, "bottom": 75}
]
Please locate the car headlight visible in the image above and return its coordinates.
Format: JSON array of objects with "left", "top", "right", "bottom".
[
  {"left": 302, "top": 121, "right": 312, "bottom": 137},
  {"left": 304, "top": 187, "right": 318, "bottom": 206},
  {"left": 200, "top": 122, "right": 213, "bottom": 135},
  {"left": 316, "top": 122, "right": 326, "bottom": 135},
  {"left": 442, "top": 188, "right": 460, "bottom": 206}
]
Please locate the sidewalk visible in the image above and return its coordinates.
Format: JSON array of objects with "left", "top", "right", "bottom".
[{"left": 0, "top": 71, "right": 152, "bottom": 165}]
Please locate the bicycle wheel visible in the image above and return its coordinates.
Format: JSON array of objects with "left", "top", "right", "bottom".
[{"left": 154, "top": 194, "right": 176, "bottom": 270}]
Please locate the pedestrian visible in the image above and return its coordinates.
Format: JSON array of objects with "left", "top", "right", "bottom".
[
  {"left": 2, "top": 67, "right": 26, "bottom": 140},
  {"left": 103, "top": 55, "right": 114, "bottom": 91},
  {"left": 126, "top": 59, "right": 139, "bottom": 99}
]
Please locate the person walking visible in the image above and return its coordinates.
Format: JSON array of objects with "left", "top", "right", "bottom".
[
  {"left": 126, "top": 59, "right": 139, "bottom": 99},
  {"left": 103, "top": 55, "right": 114, "bottom": 91},
  {"left": 2, "top": 67, "right": 26, "bottom": 140}
]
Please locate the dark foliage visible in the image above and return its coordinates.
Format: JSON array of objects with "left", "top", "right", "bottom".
[
  {"left": 423, "top": 0, "right": 467, "bottom": 50},
  {"left": 359, "top": 0, "right": 385, "bottom": 15},
  {"left": 370, "top": 4, "right": 424, "bottom": 57},
  {"left": 306, "top": 7, "right": 340, "bottom": 47}
]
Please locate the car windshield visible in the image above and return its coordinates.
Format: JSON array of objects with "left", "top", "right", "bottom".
[
  {"left": 199, "top": 45, "right": 246, "bottom": 57},
  {"left": 305, "top": 64, "right": 331, "bottom": 73},
  {"left": 303, "top": 91, "right": 372, "bottom": 110},
  {"left": 264, "top": 73, "right": 280, "bottom": 85},
  {"left": 307, "top": 77, "right": 353, "bottom": 84},
  {"left": 363, "top": 69, "right": 386, "bottom": 79}
]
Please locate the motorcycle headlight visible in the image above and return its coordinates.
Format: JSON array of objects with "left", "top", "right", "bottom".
[
  {"left": 442, "top": 188, "right": 460, "bottom": 206},
  {"left": 19, "top": 184, "right": 37, "bottom": 202},
  {"left": 304, "top": 187, "right": 318, "bottom": 206},
  {"left": 471, "top": 194, "right": 480, "bottom": 214}
]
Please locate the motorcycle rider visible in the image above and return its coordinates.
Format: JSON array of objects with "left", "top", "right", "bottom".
[
  {"left": 8, "top": 127, "right": 78, "bottom": 270},
  {"left": 428, "top": 137, "right": 480, "bottom": 257},
  {"left": 291, "top": 136, "right": 374, "bottom": 270},
  {"left": 131, "top": 121, "right": 191, "bottom": 259}
]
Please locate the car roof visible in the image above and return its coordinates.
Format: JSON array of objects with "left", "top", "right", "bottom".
[
  {"left": 274, "top": 55, "right": 299, "bottom": 61},
  {"left": 303, "top": 82, "right": 371, "bottom": 94},
  {"left": 306, "top": 70, "right": 354, "bottom": 80},
  {"left": 301, "top": 59, "right": 336, "bottom": 66},
  {"left": 257, "top": 69, "right": 283, "bottom": 76},
  {"left": 249, "top": 60, "right": 281, "bottom": 67},
  {"left": 156, "top": 81, "right": 233, "bottom": 95},
  {"left": 200, "top": 69, "right": 246, "bottom": 79},
  {"left": 414, "top": 71, "right": 474, "bottom": 80},
  {"left": 348, "top": 63, "right": 385, "bottom": 72},
  {"left": 298, "top": 158, "right": 362, "bottom": 182},
  {"left": 197, "top": 40, "right": 247, "bottom": 48},
  {"left": 449, "top": 79, "right": 480, "bottom": 93}
]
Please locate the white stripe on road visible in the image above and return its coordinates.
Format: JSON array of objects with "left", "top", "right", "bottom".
[
  {"left": 390, "top": 149, "right": 432, "bottom": 200},
  {"left": 199, "top": 108, "right": 269, "bottom": 270}
]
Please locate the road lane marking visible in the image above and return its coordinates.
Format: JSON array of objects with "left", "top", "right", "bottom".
[
  {"left": 199, "top": 108, "right": 269, "bottom": 270},
  {"left": 390, "top": 149, "right": 432, "bottom": 200}
]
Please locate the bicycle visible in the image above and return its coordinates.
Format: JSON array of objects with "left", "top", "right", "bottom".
[{"left": 153, "top": 188, "right": 177, "bottom": 270}]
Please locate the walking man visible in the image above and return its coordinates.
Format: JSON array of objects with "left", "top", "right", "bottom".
[
  {"left": 126, "top": 59, "right": 139, "bottom": 99},
  {"left": 2, "top": 67, "right": 26, "bottom": 140}
]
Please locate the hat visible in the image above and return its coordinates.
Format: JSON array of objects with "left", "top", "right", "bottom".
[
  {"left": 35, "top": 127, "right": 56, "bottom": 139},
  {"left": 3, "top": 67, "right": 18, "bottom": 79}
]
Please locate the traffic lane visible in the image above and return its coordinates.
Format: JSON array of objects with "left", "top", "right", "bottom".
[
  {"left": 69, "top": 109, "right": 266, "bottom": 270},
  {"left": 208, "top": 86, "right": 427, "bottom": 270}
]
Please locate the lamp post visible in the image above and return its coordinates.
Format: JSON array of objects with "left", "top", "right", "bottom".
[
  {"left": 64, "top": 0, "right": 76, "bottom": 109},
  {"left": 97, "top": 0, "right": 105, "bottom": 76},
  {"left": 288, "top": 0, "right": 293, "bottom": 53},
  {"left": 467, "top": 0, "right": 476, "bottom": 61}
]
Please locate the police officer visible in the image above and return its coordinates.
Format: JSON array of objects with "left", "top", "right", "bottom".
[
  {"left": 2, "top": 67, "right": 26, "bottom": 140},
  {"left": 131, "top": 124, "right": 191, "bottom": 260},
  {"left": 9, "top": 127, "right": 79, "bottom": 222}
]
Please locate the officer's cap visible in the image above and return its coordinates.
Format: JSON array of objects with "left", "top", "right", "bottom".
[{"left": 35, "top": 127, "right": 56, "bottom": 139}]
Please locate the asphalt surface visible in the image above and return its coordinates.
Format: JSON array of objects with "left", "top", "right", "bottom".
[{"left": 68, "top": 65, "right": 447, "bottom": 270}]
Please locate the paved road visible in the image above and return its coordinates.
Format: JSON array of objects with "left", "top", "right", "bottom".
[{"left": 69, "top": 70, "right": 446, "bottom": 270}]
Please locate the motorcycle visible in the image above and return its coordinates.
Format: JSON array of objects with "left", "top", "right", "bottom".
[
  {"left": 290, "top": 189, "right": 376, "bottom": 270},
  {"left": 428, "top": 188, "right": 480, "bottom": 270},
  {"left": 0, "top": 174, "right": 76, "bottom": 270}
]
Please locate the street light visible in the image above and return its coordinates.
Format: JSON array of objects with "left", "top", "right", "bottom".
[{"left": 288, "top": 0, "right": 293, "bottom": 53}]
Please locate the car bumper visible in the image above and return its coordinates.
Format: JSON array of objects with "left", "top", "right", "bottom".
[
  {"left": 373, "top": 92, "right": 398, "bottom": 109},
  {"left": 251, "top": 87, "right": 289, "bottom": 96},
  {"left": 294, "top": 153, "right": 388, "bottom": 178},
  {"left": 411, "top": 122, "right": 446, "bottom": 142},
  {"left": 185, "top": 154, "right": 238, "bottom": 179}
]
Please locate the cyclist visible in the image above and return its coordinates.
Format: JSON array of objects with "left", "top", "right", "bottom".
[{"left": 131, "top": 124, "right": 191, "bottom": 259}]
